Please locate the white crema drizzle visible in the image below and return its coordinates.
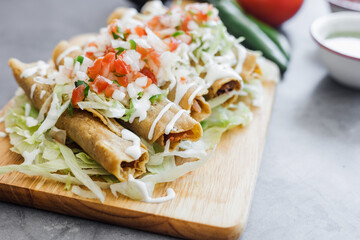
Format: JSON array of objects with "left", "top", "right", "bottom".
[
  {"left": 121, "top": 129, "right": 142, "bottom": 159},
  {"left": 148, "top": 102, "right": 173, "bottom": 140},
  {"left": 164, "top": 109, "right": 186, "bottom": 135}
]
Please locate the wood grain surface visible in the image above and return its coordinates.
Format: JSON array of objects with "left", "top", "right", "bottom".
[{"left": 0, "top": 81, "right": 276, "bottom": 240}]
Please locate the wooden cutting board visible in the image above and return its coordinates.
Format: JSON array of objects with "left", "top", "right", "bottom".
[{"left": 0, "top": 81, "right": 276, "bottom": 240}]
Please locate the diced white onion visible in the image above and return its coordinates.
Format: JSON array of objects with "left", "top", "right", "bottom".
[
  {"left": 135, "top": 76, "right": 148, "bottom": 88},
  {"left": 112, "top": 89, "right": 125, "bottom": 101}
]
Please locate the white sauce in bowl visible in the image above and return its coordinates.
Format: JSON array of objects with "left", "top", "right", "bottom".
[{"left": 325, "top": 35, "right": 360, "bottom": 58}]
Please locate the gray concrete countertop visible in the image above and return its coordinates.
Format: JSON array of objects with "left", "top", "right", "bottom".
[{"left": 0, "top": 0, "right": 359, "bottom": 239}]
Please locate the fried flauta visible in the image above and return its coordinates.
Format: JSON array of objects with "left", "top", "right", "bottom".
[{"left": 9, "top": 58, "right": 149, "bottom": 182}]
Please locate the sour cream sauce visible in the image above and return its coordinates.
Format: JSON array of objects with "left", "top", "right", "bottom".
[{"left": 325, "top": 36, "right": 360, "bottom": 58}]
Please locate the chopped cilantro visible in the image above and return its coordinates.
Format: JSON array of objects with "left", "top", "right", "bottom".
[
  {"left": 200, "top": 120, "right": 207, "bottom": 129},
  {"left": 120, "top": 100, "right": 135, "bottom": 122},
  {"left": 115, "top": 47, "right": 125, "bottom": 57},
  {"left": 172, "top": 30, "right": 184, "bottom": 37},
  {"left": 207, "top": 11, "right": 213, "bottom": 16},
  {"left": 129, "top": 39, "right": 137, "bottom": 50},
  {"left": 112, "top": 80, "right": 121, "bottom": 87},
  {"left": 137, "top": 91, "right": 144, "bottom": 99},
  {"left": 76, "top": 55, "right": 84, "bottom": 64},
  {"left": 88, "top": 77, "right": 94, "bottom": 82},
  {"left": 114, "top": 73, "right": 125, "bottom": 77},
  {"left": 67, "top": 102, "right": 74, "bottom": 117},
  {"left": 149, "top": 91, "right": 167, "bottom": 104}
]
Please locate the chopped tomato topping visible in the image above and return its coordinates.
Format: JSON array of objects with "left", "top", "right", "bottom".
[
  {"left": 148, "top": 16, "right": 160, "bottom": 27},
  {"left": 181, "top": 14, "right": 191, "bottom": 32},
  {"left": 100, "top": 52, "right": 116, "bottom": 77},
  {"left": 196, "top": 11, "right": 208, "bottom": 22},
  {"left": 71, "top": 85, "right": 85, "bottom": 106},
  {"left": 117, "top": 75, "right": 129, "bottom": 87},
  {"left": 110, "top": 24, "right": 118, "bottom": 34},
  {"left": 140, "top": 67, "right": 157, "bottom": 85},
  {"left": 137, "top": 46, "right": 149, "bottom": 59},
  {"left": 85, "top": 51, "right": 95, "bottom": 60},
  {"left": 115, "top": 54, "right": 132, "bottom": 75},
  {"left": 135, "top": 26, "right": 147, "bottom": 37},
  {"left": 105, "top": 83, "right": 120, "bottom": 98},
  {"left": 88, "top": 58, "right": 102, "bottom": 79},
  {"left": 124, "top": 28, "right": 131, "bottom": 36},
  {"left": 180, "top": 76, "right": 187, "bottom": 84},
  {"left": 149, "top": 51, "right": 161, "bottom": 67},
  {"left": 102, "top": 52, "right": 116, "bottom": 70},
  {"left": 169, "top": 37, "right": 181, "bottom": 52},
  {"left": 104, "top": 46, "right": 116, "bottom": 55},
  {"left": 90, "top": 76, "right": 111, "bottom": 93}
]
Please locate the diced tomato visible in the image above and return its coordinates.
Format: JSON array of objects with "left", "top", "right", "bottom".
[
  {"left": 180, "top": 76, "right": 187, "bottom": 84},
  {"left": 124, "top": 28, "right": 131, "bottom": 36},
  {"left": 105, "top": 84, "right": 120, "bottom": 98},
  {"left": 135, "top": 26, "right": 147, "bottom": 37},
  {"left": 140, "top": 67, "right": 157, "bottom": 85},
  {"left": 181, "top": 14, "right": 191, "bottom": 32},
  {"left": 104, "top": 46, "right": 116, "bottom": 55},
  {"left": 90, "top": 76, "right": 111, "bottom": 93},
  {"left": 148, "top": 16, "right": 160, "bottom": 27},
  {"left": 110, "top": 24, "right": 118, "bottom": 34},
  {"left": 149, "top": 51, "right": 161, "bottom": 67},
  {"left": 196, "top": 11, "right": 208, "bottom": 21},
  {"left": 117, "top": 75, "right": 129, "bottom": 87},
  {"left": 85, "top": 51, "right": 95, "bottom": 60},
  {"left": 115, "top": 54, "right": 132, "bottom": 75},
  {"left": 103, "top": 52, "right": 116, "bottom": 70},
  {"left": 100, "top": 52, "right": 116, "bottom": 77},
  {"left": 88, "top": 58, "right": 102, "bottom": 79},
  {"left": 71, "top": 85, "right": 85, "bottom": 106},
  {"left": 137, "top": 46, "right": 149, "bottom": 59},
  {"left": 169, "top": 37, "right": 181, "bottom": 52}
]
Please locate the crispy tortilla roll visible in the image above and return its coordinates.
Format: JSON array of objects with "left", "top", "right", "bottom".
[
  {"left": 240, "top": 52, "right": 258, "bottom": 81},
  {"left": 205, "top": 77, "right": 242, "bottom": 106},
  {"left": 9, "top": 58, "right": 149, "bottom": 181},
  {"left": 120, "top": 99, "right": 202, "bottom": 151},
  {"left": 167, "top": 84, "right": 211, "bottom": 122},
  {"left": 52, "top": 41, "right": 83, "bottom": 69}
]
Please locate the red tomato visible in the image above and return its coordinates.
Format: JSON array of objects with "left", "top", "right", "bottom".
[
  {"left": 140, "top": 67, "right": 157, "bottom": 85},
  {"left": 91, "top": 76, "right": 110, "bottom": 93},
  {"left": 115, "top": 54, "right": 132, "bottom": 75},
  {"left": 181, "top": 14, "right": 191, "bottom": 32},
  {"left": 105, "top": 84, "right": 120, "bottom": 98},
  {"left": 71, "top": 85, "right": 85, "bottom": 106},
  {"left": 237, "top": 0, "right": 304, "bottom": 26},
  {"left": 137, "top": 46, "right": 149, "bottom": 59},
  {"left": 88, "top": 58, "right": 102, "bottom": 79},
  {"left": 169, "top": 37, "right": 181, "bottom": 52},
  {"left": 149, "top": 51, "right": 161, "bottom": 67},
  {"left": 135, "top": 26, "right": 147, "bottom": 37},
  {"left": 117, "top": 75, "right": 129, "bottom": 87}
]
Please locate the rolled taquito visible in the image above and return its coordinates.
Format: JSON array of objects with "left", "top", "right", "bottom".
[
  {"left": 166, "top": 83, "right": 211, "bottom": 122},
  {"left": 9, "top": 58, "right": 149, "bottom": 182},
  {"left": 120, "top": 99, "right": 202, "bottom": 151}
]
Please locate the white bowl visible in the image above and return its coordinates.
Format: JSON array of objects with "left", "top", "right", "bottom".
[
  {"left": 310, "top": 12, "right": 360, "bottom": 89},
  {"left": 327, "top": 0, "right": 360, "bottom": 12}
]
